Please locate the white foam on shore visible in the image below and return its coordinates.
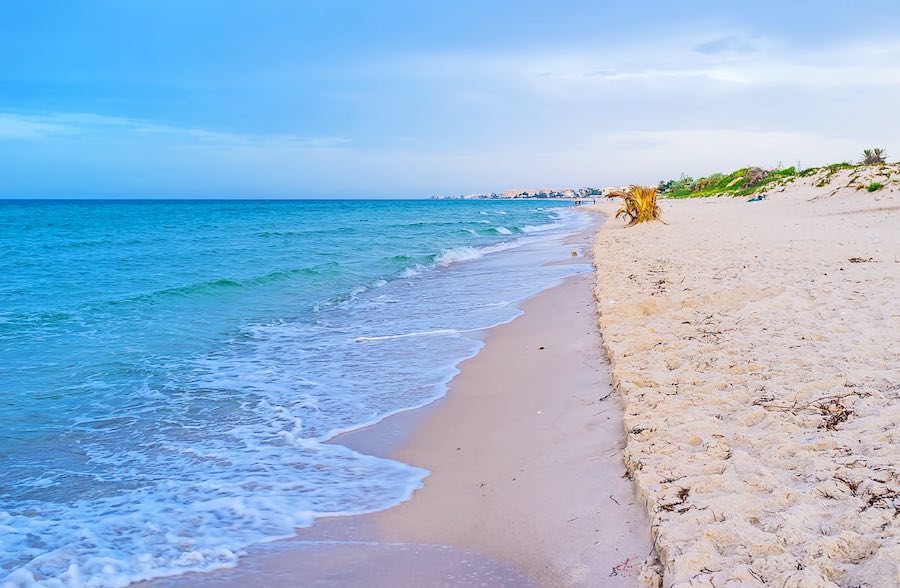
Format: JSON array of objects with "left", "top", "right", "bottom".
[
  {"left": 521, "top": 223, "right": 557, "bottom": 233},
  {"left": 435, "top": 246, "right": 484, "bottom": 265},
  {"left": 435, "top": 242, "right": 518, "bottom": 266},
  {"left": 355, "top": 328, "right": 460, "bottom": 342},
  {"left": 355, "top": 326, "right": 489, "bottom": 342}
]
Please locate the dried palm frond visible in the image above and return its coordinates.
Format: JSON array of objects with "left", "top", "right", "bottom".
[{"left": 615, "top": 185, "right": 661, "bottom": 226}]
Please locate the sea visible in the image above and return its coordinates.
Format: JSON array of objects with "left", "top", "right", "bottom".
[{"left": 0, "top": 199, "right": 593, "bottom": 587}]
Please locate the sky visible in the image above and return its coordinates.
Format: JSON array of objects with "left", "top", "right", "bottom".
[{"left": 2, "top": 0, "right": 900, "bottom": 198}]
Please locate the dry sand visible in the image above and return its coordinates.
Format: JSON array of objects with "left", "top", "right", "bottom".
[{"left": 589, "top": 169, "right": 900, "bottom": 587}]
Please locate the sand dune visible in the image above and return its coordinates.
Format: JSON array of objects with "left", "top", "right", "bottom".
[{"left": 590, "top": 172, "right": 899, "bottom": 587}]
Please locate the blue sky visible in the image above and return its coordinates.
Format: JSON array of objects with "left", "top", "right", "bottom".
[{"left": 3, "top": 0, "right": 900, "bottom": 198}]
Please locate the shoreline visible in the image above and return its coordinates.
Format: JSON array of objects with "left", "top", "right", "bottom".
[
  {"left": 148, "top": 212, "right": 655, "bottom": 587},
  {"left": 363, "top": 268, "right": 654, "bottom": 586}
]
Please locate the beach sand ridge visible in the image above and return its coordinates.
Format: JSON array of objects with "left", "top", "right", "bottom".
[{"left": 590, "top": 175, "right": 899, "bottom": 587}]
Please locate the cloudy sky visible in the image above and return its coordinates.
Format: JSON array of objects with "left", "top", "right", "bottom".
[{"left": 2, "top": 0, "right": 900, "bottom": 198}]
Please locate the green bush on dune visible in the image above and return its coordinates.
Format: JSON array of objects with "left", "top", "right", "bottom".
[
  {"left": 799, "top": 162, "right": 853, "bottom": 178},
  {"left": 657, "top": 151, "right": 894, "bottom": 199},
  {"left": 659, "top": 166, "right": 799, "bottom": 199},
  {"left": 657, "top": 174, "right": 695, "bottom": 194}
]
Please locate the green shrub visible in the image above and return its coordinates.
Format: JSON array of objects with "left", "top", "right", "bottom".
[
  {"left": 658, "top": 174, "right": 694, "bottom": 194},
  {"left": 742, "top": 167, "right": 770, "bottom": 187},
  {"left": 866, "top": 182, "right": 884, "bottom": 192},
  {"left": 690, "top": 173, "right": 725, "bottom": 192}
]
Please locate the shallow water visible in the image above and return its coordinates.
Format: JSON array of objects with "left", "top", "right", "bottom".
[{"left": 0, "top": 199, "right": 590, "bottom": 587}]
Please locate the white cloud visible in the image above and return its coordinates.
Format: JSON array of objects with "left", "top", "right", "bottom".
[
  {"left": 0, "top": 111, "right": 351, "bottom": 150},
  {"left": 694, "top": 34, "right": 761, "bottom": 55},
  {"left": 3, "top": 32, "right": 900, "bottom": 197},
  {"left": 0, "top": 113, "right": 73, "bottom": 140},
  {"left": 592, "top": 129, "right": 865, "bottom": 182},
  {"left": 374, "top": 35, "right": 900, "bottom": 92},
  {"left": 0, "top": 111, "right": 360, "bottom": 197}
]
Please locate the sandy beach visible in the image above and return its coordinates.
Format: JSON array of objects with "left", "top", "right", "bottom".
[
  {"left": 589, "top": 169, "right": 899, "bottom": 586},
  {"left": 133, "top": 171, "right": 900, "bottom": 588}
]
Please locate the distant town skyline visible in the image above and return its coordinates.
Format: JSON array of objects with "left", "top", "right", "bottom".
[
  {"left": 432, "top": 186, "right": 604, "bottom": 200},
  {"left": 2, "top": 0, "right": 900, "bottom": 198}
]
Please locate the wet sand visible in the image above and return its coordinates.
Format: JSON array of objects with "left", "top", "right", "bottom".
[{"left": 364, "top": 268, "right": 654, "bottom": 586}]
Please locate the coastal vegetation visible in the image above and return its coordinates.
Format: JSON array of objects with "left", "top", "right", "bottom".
[
  {"left": 657, "top": 150, "right": 896, "bottom": 199},
  {"left": 612, "top": 185, "right": 662, "bottom": 226},
  {"left": 658, "top": 166, "right": 799, "bottom": 198},
  {"left": 861, "top": 147, "right": 887, "bottom": 165}
]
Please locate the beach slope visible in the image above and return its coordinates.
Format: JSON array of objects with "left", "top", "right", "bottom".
[{"left": 590, "top": 177, "right": 899, "bottom": 586}]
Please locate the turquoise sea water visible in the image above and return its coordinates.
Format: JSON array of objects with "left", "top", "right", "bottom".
[{"left": 0, "top": 199, "right": 591, "bottom": 587}]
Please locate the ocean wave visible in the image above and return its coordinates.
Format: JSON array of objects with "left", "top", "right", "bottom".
[
  {"left": 313, "top": 275, "right": 394, "bottom": 311},
  {"left": 106, "top": 264, "right": 340, "bottom": 305},
  {"left": 399, "top": 265, "right": 427, "bottom": 278},
  {"left": 0, "top": 310, "right": 75, "bottom": 333},
  {"left": 435, "top": 241, "right": 521, "bottom": 266},
  {"left": 388, "top": 220, "right": 472, "bottom": 229},
  {"left": 354, "top": 328, "right": 462, "bottom": 342},
  {"left": 494, "top": 226, "right": 513, "bottom": 235},
  {"left": 435, "top": 246, "right": 484, "bottom": 265},
  {"left": 521, "top": 222, "right": 558, "bottom": 233},
  {"left": 256, "top": 227, "right": 358, "bottom": 238},
  {"left": 0, "top": 443, "right": 426, "bottom": 588}
]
